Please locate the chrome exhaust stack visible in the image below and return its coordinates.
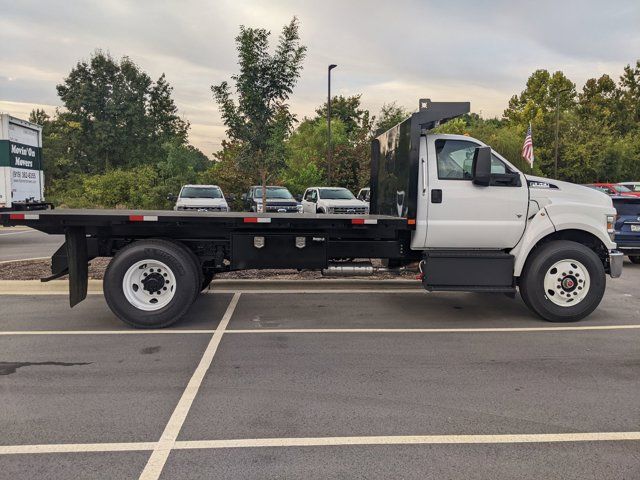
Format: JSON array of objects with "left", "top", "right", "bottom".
[{"left": 321, "top": 261, "right": 417, "bottom": 277}]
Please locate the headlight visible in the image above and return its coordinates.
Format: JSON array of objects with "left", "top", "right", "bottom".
[
  {"left": 606, "top": 214, "right": 616, "bottom": 241},
  {"left": 297, "top": 204, "right": 303, "bottom": 213},
  {"left": 327, "top": 207, "right": 334, "bottom": 214}
]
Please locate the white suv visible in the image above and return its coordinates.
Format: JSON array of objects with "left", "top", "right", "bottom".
[
  {"left": 174, "top": 185, "right": 230, "bottom": 212},
  {"left": 301, "top": 187, "right": 369, "bottom": 214}
]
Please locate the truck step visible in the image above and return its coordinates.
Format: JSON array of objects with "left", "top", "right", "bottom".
[{"left": 421, "top": 250, "right": 515, "bottom": 292}]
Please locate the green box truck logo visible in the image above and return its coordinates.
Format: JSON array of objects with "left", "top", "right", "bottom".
[
  {"left": 11, "top": 143, "right": 36, "bottom": 168},
  {"left": 0, "top": 140, "right": 42, "bottom": 170}
]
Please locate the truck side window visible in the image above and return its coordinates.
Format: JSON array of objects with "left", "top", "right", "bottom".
[
  {"left": 310, "top": 189, "right": 318, "bottom": 202},
  {"left": 435, "top": 139, "right": 477, "bottom": 180},
  {"left": 490, "top": 154, "right": 507, "bottom": 174}
]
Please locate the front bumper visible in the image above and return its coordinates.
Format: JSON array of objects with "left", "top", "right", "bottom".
[{"left": 608, "top": 250, "right": 624, "bottom": 278}]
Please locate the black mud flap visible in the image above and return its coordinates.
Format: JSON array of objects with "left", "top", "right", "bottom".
[{"left": 41, "top": 227, "right": 92, "bottom": 307}]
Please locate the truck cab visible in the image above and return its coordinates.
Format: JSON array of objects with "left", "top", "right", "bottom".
[
  {"left": 301, "top": 187, "right": 369, "bottom": 214},
  {"left": 370, "top": 99, "right": 622, "bottom": 322},
  {"left": 174, "top": 184, "right": 230, "bottom": 212},
  {"left": 242, "top": 185, "right": 302, "bottom": 213}
]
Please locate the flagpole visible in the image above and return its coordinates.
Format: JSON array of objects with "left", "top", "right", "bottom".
[{"left": 529, "top": 121, "right": 534, "bottom": 173}]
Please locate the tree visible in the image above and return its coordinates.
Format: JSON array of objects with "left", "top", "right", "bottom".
[
  {"left": 56, "top": 50, "right": 188, "bottom": 173},
  {"left": 198, "top": 140, "right": 253, "bottom": 209},
  {"left": 503, "top": 69, "right": 576, "bottom": 177},
  {"left": 212, "top": 17, "right": 306, "bottom": 207},
  {"left": 373, "top": 102, "right": 410, "bottom": 137},
  {"left": 30, "top": 108, "right": 83, "bottom": 185},
  {"left": 315, "top": 94, "right": 370, "bottom": 137}
]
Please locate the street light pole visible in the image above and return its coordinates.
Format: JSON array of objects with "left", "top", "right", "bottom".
[
  {"left": 554, "top": 87, "right": 570, "bottom": 179},
  {"left": 327, "top": 64, "right": 337, "bottom": 184}
]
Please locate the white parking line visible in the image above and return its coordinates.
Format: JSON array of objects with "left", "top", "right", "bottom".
[
  {"left": 1, "top": 431, "right": 639, "bottom": 456},
  {"left": 0, "top": 256, "right": 49, "bottom": 265},
  {"left": 138, "top": 292, "right": 241, "bottom": 480},
  {"left": 0, "top": 324, "right": 639, "bottom": 336},
  {"left": 0, "top": 442, "right": 156, "bottom": 455},
  {"left": 0, "top": 230, "right": 33, "bottom": 236},
  {"left": 0, "top": 330, "right": 216, "bottom": 335},
  {"left": 0, "top": 288, "right": 423, "bottom": 295},
  {"left": 207, "top": 289, "right": 422, "bottom": 294},
  {"left": 226, "top": 325, "right": 640, "bottom": 334},
  {"left": 174, "top": 431, "right": 640, "bottom": 449}
]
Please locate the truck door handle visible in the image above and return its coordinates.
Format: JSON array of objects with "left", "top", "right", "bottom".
[{"left": 431, "top": 189, "right": 442, "bottom": 203}]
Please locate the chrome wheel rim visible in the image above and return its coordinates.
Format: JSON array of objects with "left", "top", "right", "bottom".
[
  {"left": 543, "top": 259, "right": 590, "bottom": 307},
  {"left": 122, "top": 260, "right": 176, "bottom": 311}
]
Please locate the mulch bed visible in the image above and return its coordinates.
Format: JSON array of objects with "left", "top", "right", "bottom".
[{"left": 0, "top": 258, "right": 413, "bottom": 281}]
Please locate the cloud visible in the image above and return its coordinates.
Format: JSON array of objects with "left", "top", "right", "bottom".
[{"left": 1, "top": 0, "right": 638, "bottom": 155}]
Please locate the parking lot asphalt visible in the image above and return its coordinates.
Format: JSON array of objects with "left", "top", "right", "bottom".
[
  {"left": 0, "top": 263, "right": 639, "bottom": 479},
  {"left": 0, "top": 227, "right": 63, "bottom": 262}
]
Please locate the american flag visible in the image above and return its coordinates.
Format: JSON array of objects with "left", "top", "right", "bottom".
[{"left": 522, "top": 123, "right": 534, "bottom": 167}]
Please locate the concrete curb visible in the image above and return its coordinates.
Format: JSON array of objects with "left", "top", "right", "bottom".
[{"left": 0, "top": 278, "right": 422, "bottom": 294}]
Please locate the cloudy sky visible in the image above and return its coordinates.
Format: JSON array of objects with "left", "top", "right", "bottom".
[{"left": 1, "top": 0, "right": 638, "bottom": 155}]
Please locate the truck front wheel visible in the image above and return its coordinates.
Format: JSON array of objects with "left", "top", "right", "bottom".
[
  {"left": 519, "top": 240, "right": 606, "bottom": 322},
  {"left": 104, "top": 239, "right": 199, "bottom": 328}
]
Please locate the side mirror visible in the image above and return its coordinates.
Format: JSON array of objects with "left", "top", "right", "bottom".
[
  {"left": 472, "top": 147, "right": 492, "bottom": 187},
  {"left": 167, "top": 193, "right": 176, "bottom": 201},
  {"left": 241, "top": 193, "right": 247, "bottom": 201},
  {"left": 295, "top": 194, "right": 302, "bottom": 202}
]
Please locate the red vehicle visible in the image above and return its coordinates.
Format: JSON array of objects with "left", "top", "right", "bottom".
[{"left": 585, "top": 183, "right": 640, "bottom": 197}]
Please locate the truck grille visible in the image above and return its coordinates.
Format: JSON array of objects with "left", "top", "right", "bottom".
[
  {"left": 178, "top": 206, "right": 227, "bottom": 212},
  {"left": 332, "top": 207, "right": 367, "bottom": 214},
  {"left": 266, "top": 205, "right": 298, "bottom": 212}
]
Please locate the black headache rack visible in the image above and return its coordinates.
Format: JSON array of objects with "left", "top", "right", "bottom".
[
  {"left": 369, "top": 99, "right": 470, "bottom": 219},
  {"left": 1, "top": 209, "right": 414, "bottom": 306}
]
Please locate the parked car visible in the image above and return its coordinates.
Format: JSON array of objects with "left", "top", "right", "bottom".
[
  {"left": 617, "top": 182, "right": 640, "bottom": 195},
  {"left": 173, "top": 184, "right": 230, "bottom": 212},
  {"left": 585, "top": 183, "right": 638, "bottom": 197},
  {"left": 242, "top": 185, "right": 302, "bottom": 213},
  {"left": 356, "top": 187, "right": 370, "bottom": 206},
  {"left": 301, "top": 187, "right": 369, "bottom": 214},
  {"left": 612, "top": 196, "right": 640, "bottom": 264}
]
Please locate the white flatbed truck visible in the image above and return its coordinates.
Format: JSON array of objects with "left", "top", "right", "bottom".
[{"left": 1, "top": 100, "right": 623, "bottom": 328}]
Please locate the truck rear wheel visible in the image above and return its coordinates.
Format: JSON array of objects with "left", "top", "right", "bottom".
[
  {"left": 104, "top": 239, "right": 199, "bottom": 328},
  {"left": 519, "top": 240, "right": 605, "bottom": 322}
]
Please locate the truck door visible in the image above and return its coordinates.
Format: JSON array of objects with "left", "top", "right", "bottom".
[
  {"left": 425, "top": 136, "right": 528, "bottom": 249},
  {"left": 301, "top": 188, "right": 317, "bottom": 213}
]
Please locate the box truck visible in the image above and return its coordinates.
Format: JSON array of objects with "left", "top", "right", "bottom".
[{"left": 0, "top": 114, "right": 48, "bottom": 211}]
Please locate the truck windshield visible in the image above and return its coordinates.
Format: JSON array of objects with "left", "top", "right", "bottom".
[
  {"left": 255, "top": 187, "right": 294, "bottom": 199},
  {"left": 613, "top": 198, "right": 640, "bottom": 215},
  {"left": 319, "top": 188, "right": 355, "bottom": 200},
  {"left": 180, "top": 187, "right": 222, "bottom": 199}
]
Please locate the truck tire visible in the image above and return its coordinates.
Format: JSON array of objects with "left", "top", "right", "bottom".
[
  {"left": 629, "top": 255, "right": 640, "bottom": 264},
  {"left": 519, "top": 240, "right": 606, "bottom": 322},
  {"left": 103, "top": 239, "right": 199, "bottom": 328},
  {"left": 166, "top": 239, "right": 203, "bottom": 300}
]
